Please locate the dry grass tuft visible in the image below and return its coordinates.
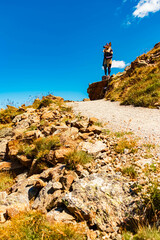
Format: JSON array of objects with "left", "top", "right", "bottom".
[
  {"left": 0, "top": 172, "right": 15, "bottom": 191},
  {"left": 64, "top": 150, "right": 93, "bottom": 169},
  {"left": 0, "top": 211, "right": 86, "bottom": 240},
  {"left": 115, "top": 137, "right": 137, "bottom": 154}
]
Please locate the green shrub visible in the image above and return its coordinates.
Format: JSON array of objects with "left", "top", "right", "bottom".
[
  {"left": 64, "top": 150, "right": 93, "bottom": 169},
  {"left": 0, "top": 211, "right": 86, "bottom": 240}
]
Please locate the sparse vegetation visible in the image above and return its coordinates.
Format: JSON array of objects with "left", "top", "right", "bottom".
[
  {"left": 115, "top": 137, "right": 137, "bottom": 153},
  {"left": 121, "top": 165, "right": 137, "bottom": 179},
  {"left": 0, "top": 211, "right": 86, "bottom": 240},
  {"left": 0, "top": 107, "right": 24, "bottom": 124},
  {"left": 18, "top": 135, "right": 60, "bottom": 160},
  {"left": 0, "top": 172, "right": 15, "bottom": 191},
  {"left": 26, "top": 125, "right": 37, "bottom": 131},
  {"left": 94, "top": 121, "right": 103, "bottom": 127},
  {"left": 114, "top": 131, "right": 133, "bottom": 138},
  {"left": 64, "top": 150, "right": 93, "bottom": 169},
  {"left": 123, "top": 226, "right": 160, "bottom": 240},
  {"left": 143, "top": 180, "right": 160, "bottom": 214},
  {"left": 37, "top": 98, "right": 53, "bottom": 109},
  {"left": 0, "top": 123, "right": 13, "bottom": 130}
]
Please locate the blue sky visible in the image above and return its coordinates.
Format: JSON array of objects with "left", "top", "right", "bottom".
[{"left": 0, "top": 0, "right": 160, "bottom": 106}]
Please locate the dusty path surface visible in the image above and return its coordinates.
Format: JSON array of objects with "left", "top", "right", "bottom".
[{"left": 68, "top": 99, "right": 160, "bottom": 144}]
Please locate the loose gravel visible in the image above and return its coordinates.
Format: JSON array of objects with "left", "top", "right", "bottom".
[{"left": 68, "top": 99, "right": 160, "bottom": 144}]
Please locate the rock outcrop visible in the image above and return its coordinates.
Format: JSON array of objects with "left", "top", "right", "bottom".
[{"left": 87, "top": 76, "right": 109, "bottom": 100}]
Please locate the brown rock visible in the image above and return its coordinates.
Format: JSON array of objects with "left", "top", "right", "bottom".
[
  {"left": 89, "top": 117, "right": 98, "bottom": 125},
  {"left": 34, "top": 179, "right": 47, "bottom": 189},
  {"left": 46, "top": 208, "right": 75, "bottom": 222},
  {"left": 6, "top": 203, "right": 29, "bottom": 219},
  {"left": 52, "top": 190, "right": 62, "bottom": 199},
  {"left": 17, "top": 155, "right": 32, "bottom": 167},
  {"left": 41, "top": 111, "right": 55, "bottom": 121},
  {"left": 24, "top": 130, "right": 37, "bottom": 139},
  {"left": 87, "top": 125, "right": 102, "bottom": 134},
  {"left": 39, "top": 164, "right": 66, "bottom": 181},
  {"left": 54, "top": 148, "right": 72, "bottom": 162},
  {"left": 0, "top": 206, "right": 7, "bottom": 223},
  {"left": 60, "top": 173, "right": 76, "bottom": 190},
  {"left": 83, "top": 98, "right": 90, "bottom": 102},
  {"left": 87, "top": 80, "right": 108, "bottom": 100},
  {"left": 7, "top": 140, "right": 19, "bottom": 157},
  {"left": 0, "top": 161, "right": 22, "bottom": 171},
  {"left": 154, "top": 42, "right": 160, "bottom": 49},
  {"left": 42, "top": 126, "right": 57, "bottom": 136},
  {"left": 79, "top": 133, "right": 90, "bottom": 140}
]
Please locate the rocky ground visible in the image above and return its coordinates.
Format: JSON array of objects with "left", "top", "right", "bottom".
[
  {"left": 68, "top": 99, "right": 160, "bottom": 144},
  {"left": 0, "top": 95, "right": 160, "bottom": 239}
]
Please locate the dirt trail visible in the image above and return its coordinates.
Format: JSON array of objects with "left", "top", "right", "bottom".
[{"left": 68, "top": 99, "right": 160, "bottom": 144}]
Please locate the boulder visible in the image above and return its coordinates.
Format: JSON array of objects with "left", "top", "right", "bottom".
[
  {"left": 42, "top": 126, "right": 57, "bottom": 136},
  {"left": 63, "top": 172, "right": 138, "bottom": 231},
  {"left": 87, "top": 80, "right": 108, "bottom": 100}
]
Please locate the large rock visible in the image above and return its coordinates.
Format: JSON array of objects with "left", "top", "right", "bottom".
[
  {"left": 87, "top": 80, "right": 108, "bottom": 100},
  {"left": 63, "top": 172, "right": 138, "bottom": 231}
]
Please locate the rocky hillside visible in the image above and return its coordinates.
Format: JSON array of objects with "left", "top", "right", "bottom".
[
  {"left": 105, "top": 42, "right": 160, "bottom": 108},
  {"left": 0, "top": 95, "right": 160, "bottom": 239}
]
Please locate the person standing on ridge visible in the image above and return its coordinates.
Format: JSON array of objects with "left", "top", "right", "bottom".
[{"left": 103, "top": 42, "right": 113, "bottom": 77}]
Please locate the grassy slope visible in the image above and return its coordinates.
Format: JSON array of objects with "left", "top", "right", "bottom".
[{"left": 105, "top": 45, "right": 160, "bottom": 108}]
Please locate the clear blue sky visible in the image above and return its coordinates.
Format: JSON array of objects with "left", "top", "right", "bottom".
[{"left": 0, "top": 0, "right": 160, "bottom": 106}]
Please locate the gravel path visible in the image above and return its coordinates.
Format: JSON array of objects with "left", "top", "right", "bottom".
[{"left": 68, "top": 99, "right": 160, "bottom": 144}]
